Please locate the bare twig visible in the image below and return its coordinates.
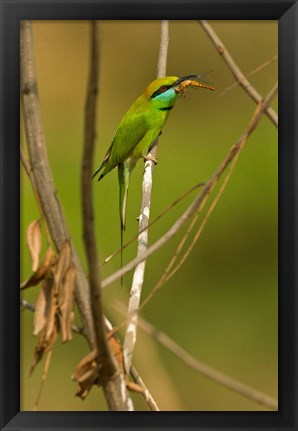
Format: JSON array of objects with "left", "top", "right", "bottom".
[
  {"left": 157, "top": 20, "right": 170, "bottom": 79},
  {"left": 114, "top": 300, "right": 278, "bottom": 411},
  {"left": 20, "top": 299, "right": 85, "bottom": 335},
  {"left": 20, "top": 20, "right": 95, "bottom": 349},
  {"left": 33, "top": 350, "right": 52, "bottom": 411},
  {"left": 199, "top": 20, "right": 278, "bottom": 127},
  {"left": 102, "top": 182, "right": 204, "bottom": 266},
  {"left": 123, "top": 20, "right": 170, "bottom": 374},
  {"left": 130, "top": 366, "right": 160, "bottom": 411},
  {"left": 139, "top": 212, "right": 201, "bottom": 310},
  {"left": 219, "top": 54, "right": 278, "bottom": 97},
  {"left": 101, "top": 83, "right": 278, "bottom": 289},
  {"left": 81, "top": 21, "right": 132, "bottom": 411},
  {"left": 20, "top": 299, "right": 36, "bottom": 313}
]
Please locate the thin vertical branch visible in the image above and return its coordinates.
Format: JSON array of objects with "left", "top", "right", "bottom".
[
  {"left": 81, "top": 21, "right": 132, "bottom": 411},
  {"left": 157, "top": 20, "right": 170, "bottom": 79},
  {"left": 20, "top": 20, "right": 95, "bottom": 349},
  {"left": 123, "top": 20, "right": 169, "bottom": 374}
]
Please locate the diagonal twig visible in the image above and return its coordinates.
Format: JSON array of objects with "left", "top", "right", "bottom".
[
  {"left": 32, "top": 350, "right": 52, "bottom": 411},
  {"left": 130, "top": 366, "right": 160, "bottom": 411},
  {"left": 219, "top": 54, "right": 278, "bottom": 97},
  {"left": 199, "top": 20, "right": 278, "bottom": 127},
  {"left": 20, "top": 299, "right": 85, "bottom": 335},
  {"left": 101, "top": 182, "right": 204, "bottom": 266}
]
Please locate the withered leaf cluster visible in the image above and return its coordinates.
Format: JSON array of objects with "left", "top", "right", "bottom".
[
  {"left": 72, "top": 336, "right": 144, "bottom": 399},
  {"left": 22, "top": 220, "right": 143, "bottom": 399},
  {"left": 21, "top": 220, "right": 76, "bottom": 375}
]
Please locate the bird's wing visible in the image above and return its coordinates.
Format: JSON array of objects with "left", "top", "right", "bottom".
[{"left": 98, "top": 103, "right": 148, "bottom": 179}]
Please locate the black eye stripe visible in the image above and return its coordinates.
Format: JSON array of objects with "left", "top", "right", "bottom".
[{"left": 151, "top": 85, "right": 171, "bottom": 99}]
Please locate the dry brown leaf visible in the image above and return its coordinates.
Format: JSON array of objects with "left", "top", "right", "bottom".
[
  {"left": 107, "top": 335, "right": 143, "bottom": 392},
  {"left": 20, "top": 247, "right": 56, "bottom": 290},
  {"left": 29, "top": 322, "right": 58, "bottom": 376},
  {"left": 54, "top": 241, "right": 72, "bottom": 291},
  {"left": 126, "top": 380, "right": 145, "bottom": 393},
  {"left": 45, "top": 320, "right": 59, "bottom": 352},
  {"left": 29, "top": 334, "right": 47, "bottom": 376},
  {"left": 33, "top": 279, "right": 52, "bottom": 336},
  {"left": 108, "top": 335, "right": 125, "bottom": 374},
  {"left": 45, "top": 283, "right": 58, "bottom": 341},
  {"left": 28, "top": 242, "right": 75, "bottom": 377},
  {"left": 72, "top": 350, "right": 100, "bottom": 399},
  {"left": 72, "top": 336, "right": 143, "bottom": 399},
  {"left": 73, "top": 350, "right": 98, "bottom": 377},
  {"left": 26, "top": 219, "right": 42, "bottom": 272},
  {"left": 74, "top": 368, "right": 99, "bottom": 400},
  {"left": 58, "top": 265, "right": 76, "bottom": 342}
]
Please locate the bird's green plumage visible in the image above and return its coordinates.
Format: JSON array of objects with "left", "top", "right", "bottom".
[
  {"left": 92, "top": 75, "right": 212, "bottom": 276},
  {"left": 93, "top": 76, "right": 180, "bottom": 181}
]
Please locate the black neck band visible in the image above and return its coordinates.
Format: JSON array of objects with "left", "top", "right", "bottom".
[{"left": 158, "top": 106, "right": 173, "bottom": 111}]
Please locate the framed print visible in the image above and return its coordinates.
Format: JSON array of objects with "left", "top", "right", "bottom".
[{"left": 0, "top": 0, "right": 297, "bottom": 430}]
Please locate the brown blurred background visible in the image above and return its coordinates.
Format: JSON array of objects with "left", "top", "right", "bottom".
[{"left": 20, "top": 20, "right": 278, "bottom": 411}]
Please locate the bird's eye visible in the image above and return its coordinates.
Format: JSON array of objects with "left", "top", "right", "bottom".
[
  {"left": 159, "top": 86, "right": 168, "bottom": 92},
  {"left": 151, "top": 85, "right": 170, "bottom": 99}
]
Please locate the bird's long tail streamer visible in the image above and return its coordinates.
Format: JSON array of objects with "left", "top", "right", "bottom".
[{"left": 118, "top": 163, "right": 130, "bottom": 285}]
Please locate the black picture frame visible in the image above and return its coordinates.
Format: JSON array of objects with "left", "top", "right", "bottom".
[{"left": 0, "top": 0, "right": 297, "bottom": 430}]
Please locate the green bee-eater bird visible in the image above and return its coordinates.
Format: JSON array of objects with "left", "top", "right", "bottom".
[{"left": 93, "top": 74, "right": 215, "bottom": 268}]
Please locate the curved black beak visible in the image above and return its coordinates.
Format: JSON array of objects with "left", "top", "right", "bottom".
[
  {"left": 172, "top": 71, "right": 214, "bottom": 87},
  {"left": 172, "top": 75, "right": 198, "bottom": 86}
]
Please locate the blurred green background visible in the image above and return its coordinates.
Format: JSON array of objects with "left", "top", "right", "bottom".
[{"left": 20, "top": 20, "right": 278, "bottom": 411}]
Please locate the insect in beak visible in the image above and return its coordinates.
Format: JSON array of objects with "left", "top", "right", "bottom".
[{"left": 173, "top": 73, "right": 216, "bottom": 94}]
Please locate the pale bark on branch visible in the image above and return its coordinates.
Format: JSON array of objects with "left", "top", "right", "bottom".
[{"left": 123, "top": 20, "right": 169, "bottom": 374}]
